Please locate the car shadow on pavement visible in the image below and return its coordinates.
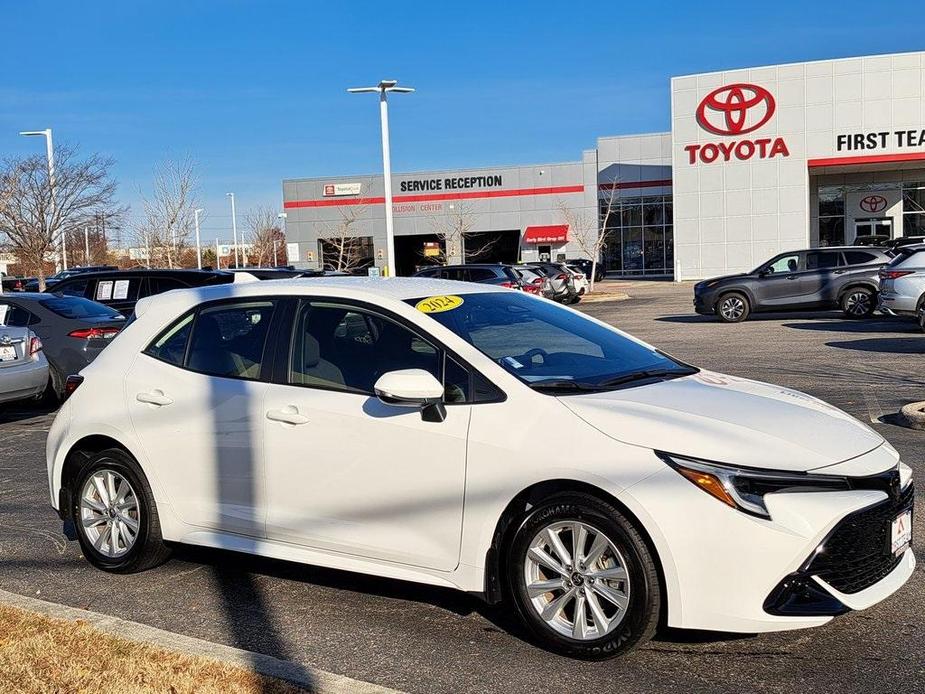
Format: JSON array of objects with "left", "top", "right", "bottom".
[
  {"left": 0, "top": 401, "right": 58, "bottom": 425},
  {"left": 783, "top": 320, "right": 921, "bottom": 334},
  {"left": 657, "top": 311, "right": 840, "bottom": 324},
  {"left": 824, "top": 337, "right": 925, "bottom": 354}
]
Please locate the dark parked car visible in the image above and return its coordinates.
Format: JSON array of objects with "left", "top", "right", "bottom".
[
  {"left": 24, "top": 265, "right": 118, "bottom": 292},
  {"left": 412, "top": 263, "right": 525, "bottom": 289},
  {"left": 693, "top": 247, "right": 890, "bottom": 323},
  {"left": 49, "top": 269, "right": 238, "bottom": 316},
  {"left": 0, "top": 293, "right": 125, "bottom": 400},
  {"left": 2, "top": 273, "right": 31, "bottom": 292},
  {"left": 566, "top": 258, "right": 606, "bottom": 283}
]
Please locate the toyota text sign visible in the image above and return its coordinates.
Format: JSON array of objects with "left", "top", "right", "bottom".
[{"left": 685, "top": 82, "right": 790, "bottom": 165}]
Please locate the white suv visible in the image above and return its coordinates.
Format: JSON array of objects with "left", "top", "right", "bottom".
[
  {"left": 879, "top": 244, "right": 925, "bottom": 331},
  {"left": 46, "top": 278, "right": 914, "bottom": 659}
]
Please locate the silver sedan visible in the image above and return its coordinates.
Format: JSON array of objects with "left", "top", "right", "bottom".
[{"left": 0, "top": 326, "right": 48, "bottom": 405}]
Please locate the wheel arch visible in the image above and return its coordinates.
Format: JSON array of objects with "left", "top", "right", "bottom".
[
  {"left": 480, "top": 478, "right": 667, "bottom": 623},
  {"left": 58, "top": 435, "right": 138, "bottom": 519},
  {"left": 714, "top": 286, "right": 754, "bottom": 310},
  {"left": 836, "top": 280, "right": 878, "bottom": 301}
]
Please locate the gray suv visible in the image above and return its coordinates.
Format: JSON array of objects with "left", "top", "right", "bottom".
[
  {"left": 878, "top": 244, "right": 925, "bottom": 331},
  {"left": 694, "top": 247, "right": 889, "bottom": 322},
  {"left": 412, "top": 263, "right": 524, "bottom": 288}
]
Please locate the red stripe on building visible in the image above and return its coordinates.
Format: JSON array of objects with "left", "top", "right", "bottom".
[
  {"left": 284, "top": 184, "right": 585, "bottom": 209},
  {"left": 807, "top": 152, "right": 925, "bottom": 168},
  {"left": 598, "top": 179, "right": 672, "bottom": 190}
]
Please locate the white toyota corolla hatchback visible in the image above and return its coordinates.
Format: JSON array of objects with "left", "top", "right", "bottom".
[{"left": 46, "top": 277, "right": 914, "bottom": 658}]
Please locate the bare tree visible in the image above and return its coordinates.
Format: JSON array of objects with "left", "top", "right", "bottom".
[
  {"left": 558, "top": 183, "right": 620, "bottom": 292},
  {"left": 0, "top": 145, "right": 120, "bottom": 289},
  {"left": 425, "top": 202, "right": 498, "bottom": 266},
  {"left": 318, "top": 206, "right": 370, "bottom": 272},
  {"left": 245, "top": 206, "right": 285, "bottom": 267},
  {"left": 135, "top": 157, "right": 198, "bottom": 268}
]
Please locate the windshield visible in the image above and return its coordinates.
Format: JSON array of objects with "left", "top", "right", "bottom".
[
  {"left": 407, "top": 292, "right": 695, "bottom": 391},
  {"left": 40, "top": 296, "right": 125, "bottom": 320}
]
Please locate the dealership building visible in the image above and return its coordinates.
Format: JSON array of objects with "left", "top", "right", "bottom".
[{"left": 282, "top": 50, "right": 925, "bottom": 279}]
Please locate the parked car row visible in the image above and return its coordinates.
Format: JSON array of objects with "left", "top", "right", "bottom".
[
  {"left": 412, "top": 261, "right": 590, "bottom": 304},
  {"left": 692, "top": 244, "right": 925, "bottom": 329}
]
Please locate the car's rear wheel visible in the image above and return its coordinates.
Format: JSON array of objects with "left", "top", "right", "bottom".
[
  {"left": 841, "top": 287, "right": 875, "bottom": 318},
  {"left": 505, "top": 493, "right": 661, "bottom": 659},
  {"left": 72, "top": 448, "right": 171, "bottom": 573},
  {"left": 716, "top": 292, "right": 750, "bottom": 323}
]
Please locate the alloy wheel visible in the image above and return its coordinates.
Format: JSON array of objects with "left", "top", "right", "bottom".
[
  {"left": 523, "top": 521, "right": 631, "bottom": 640},
  {"left": 845, "top": 291, "right": 871, "bottom": 316},
  {"left": 79, "top": 469, "right": 141, "bottom": 558},
  {"left": 719, "top": 296, "right": 746, "bottom": 321}
]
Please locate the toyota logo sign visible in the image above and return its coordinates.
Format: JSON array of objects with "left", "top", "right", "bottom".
[
  {"left": 696, "top": 83, "right": 776, "bottom": 136},
  {"left": 859, "top": 195, "right": 888, "bottom": 213}
]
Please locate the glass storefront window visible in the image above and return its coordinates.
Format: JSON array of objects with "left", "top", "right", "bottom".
[
  {"left": 600, "top": 195, "right": 672, "bottom": 277},
  {"left": 818, "top": 217, "right": 844, "bottom": 247},
  {"left": 818, "top": 187, "right": 844, "bottom": 217}
]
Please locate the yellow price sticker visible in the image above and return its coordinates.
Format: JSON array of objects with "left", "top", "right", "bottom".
[{"left": 415, "top": 295, "right": 464, "bottom": 314}]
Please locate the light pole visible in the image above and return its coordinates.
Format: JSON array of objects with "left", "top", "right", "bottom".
[
  {"left": 20, "top": 128, "right": 65, "bottom": 271},
  {"left": 226, "top": 193, "right": 239, "bottom": 268},
  {"left": 277, "top": 212, "right": 287, "bottom": 267},
  {"left": 194, "top": 208, "right": 204, "bottom": 269},
  {"left": 347, "top": 79, "right": 414, "bottom": 277},
  {"left": 84, "top": 226, "right": 90, "bottom": 265}
]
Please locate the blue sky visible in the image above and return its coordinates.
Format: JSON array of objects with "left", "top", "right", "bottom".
[{"left": 2, "top": 1, "right": 923, "bottom": 243}]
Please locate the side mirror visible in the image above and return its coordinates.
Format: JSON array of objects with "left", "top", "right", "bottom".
[
  {"left": 758, "top": 267, "right": 772, "bottom": 277},
  {"left": 374, "top": 369, "right": 446, "bottom": 422}
]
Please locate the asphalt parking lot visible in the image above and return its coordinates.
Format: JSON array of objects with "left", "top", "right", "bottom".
[{"left": 0, "top": 280, "right": 922, "bottom": 694}]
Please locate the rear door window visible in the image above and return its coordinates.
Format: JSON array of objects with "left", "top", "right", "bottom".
[
  {"left": 186, "top": 301, "right": 277, "bottom": 380},
  {"left": 0, "top": 303, "right": 36, "bottom": 327},
  {"left": 805, "top": 251, "right": 841, "bottom": 270}
]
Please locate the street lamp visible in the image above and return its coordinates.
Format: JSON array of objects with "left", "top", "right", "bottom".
[
  {"left": 226, "top": 192, "right": 239, "bottom": 268},
  {"left": 194, "top": 208, "right": 204, "bottom": 269},
  {"left": 20, "top": 128, "right": 65, "bottom": 271},
  {"left": 347, "top": 79, "right": 414, "bottom": 277},
  {"left": 276, "top": 212, "right": 287, "bottom": 267}
]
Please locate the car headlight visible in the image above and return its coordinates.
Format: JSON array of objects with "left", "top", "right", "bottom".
[{"left": 657, "top": 452, "right": 851, "bottom": 519}]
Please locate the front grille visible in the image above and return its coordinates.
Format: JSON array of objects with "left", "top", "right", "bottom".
[{"left": 806, "top": 483, "right": 914, "bottom": 594}]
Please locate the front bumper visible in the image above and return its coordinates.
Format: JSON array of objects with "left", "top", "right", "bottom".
[
  {"left": 621, "top": 462, "right": 915, "bottom": 634},
  {"left": 765, "top": 482, "right": 915, "bottom": 616},
  {"left": 693, "top": 290, "right": 718, "bottom": 315}
]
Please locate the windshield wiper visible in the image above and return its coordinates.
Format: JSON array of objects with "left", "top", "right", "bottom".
[
  {"left": 597, "top": 367, "right": 698, "bottom": 388},
  {"left": 527, "top": 379, "right": 607, "bottom": 393}
]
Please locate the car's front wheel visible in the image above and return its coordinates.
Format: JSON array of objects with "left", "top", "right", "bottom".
[
  {"left": 841, "top": 287, "right": 875, "bottom": 318},
  {"left": 72, "top": 448, "right": 171, "bottom": 573},
  {"left": 505, "top": 493, "right": 661, "bottom": 659},
  {"left": 716, "top": 292, "right": 750, "bottom": 322}
]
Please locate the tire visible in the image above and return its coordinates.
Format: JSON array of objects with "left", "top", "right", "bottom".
[
  {"left": 715, "top": 292, "right": 750, "bottom": 323},
  {"left": 71, "top": 448, "right": 171, "bottom": 573},
  {"left": 841, "top": 286, "right": 875, "bottom": 318},
  {"left": 504, "top": 492, "right": 661, "bottom": 659},
  {"left": 917, "top": 300, "right": 925, "bottom": 333}
]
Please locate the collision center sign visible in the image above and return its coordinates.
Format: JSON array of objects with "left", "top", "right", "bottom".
[{"left": 684, "top": 83, "right": 790, "bottom": 165}]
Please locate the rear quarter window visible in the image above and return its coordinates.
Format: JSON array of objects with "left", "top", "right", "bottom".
[{"left": 843, "top": 251, "right": 879, "bottom": 265}]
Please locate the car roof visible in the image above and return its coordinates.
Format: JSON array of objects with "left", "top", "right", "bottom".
[
  {"left": 133, "top": 276, "right": 508, "bottom": 318},
  {"left": 52, "top": 268, "right": 233, "bottom": 284}
]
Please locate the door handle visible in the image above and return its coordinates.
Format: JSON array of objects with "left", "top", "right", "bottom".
[
  {"left": 833, "top": 269, "right": 847, "bottom": 275},
  {"left": 786, "top": 275, "right": 798, "bottom": 280},
  {"left": 136, "top": 390, "right": 173, "bottom": 406},
  {"left": 266, "top": 407, "right": 309, "bottom": 425}
]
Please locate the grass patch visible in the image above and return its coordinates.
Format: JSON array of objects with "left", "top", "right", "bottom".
[{"left": 0, "top": 602, "right": 305, "bottom": 693}]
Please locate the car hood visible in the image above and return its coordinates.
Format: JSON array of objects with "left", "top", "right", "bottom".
[
  {"left": 697, "top": 273, "right": 749, "bottom": 287},
  {"left": 558, "top": 371, "right": 884, "bottom": 471}
]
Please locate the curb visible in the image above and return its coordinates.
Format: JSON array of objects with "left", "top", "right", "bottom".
[
  {"left": 577, "top": 292, "right": 631, "bottom": 304},
  {"left": 0, "top": 588, "right": 403, "bottom": 694},
  {"left": 900, "top": 401, "right": 925, "bottom": 430}
]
